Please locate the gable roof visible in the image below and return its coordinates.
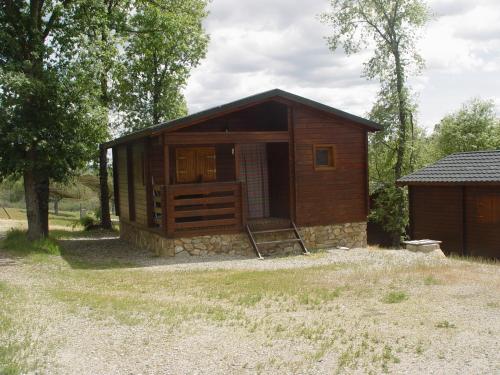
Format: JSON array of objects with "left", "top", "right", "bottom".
[
  {"left": 104, "top": 88, "right": 382, "bottom": 148},
  {"left": 398, "top": 150, "right": 500, "bottom": 185}
]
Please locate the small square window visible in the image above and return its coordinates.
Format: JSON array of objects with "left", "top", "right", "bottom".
[{"left": 313, "top": 144, "right": 336, "bottom": 170}]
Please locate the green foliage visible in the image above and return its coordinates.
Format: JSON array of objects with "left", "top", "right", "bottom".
[
  {"left": 116, "top": 0, "right": 209, "bottom": 132},
  {"left": 321, "top": 0, "right": 430, "bottom": 80},
  {"left": 2, "top": 229, "right": 60, "bottom": 255},
  {"left": 369, "top": 185, "right": 408, "bottom": 241},
  {"left": 433, "top": 98, "right": 500, "bottom": 158},
  {"left": 79, "top": 215, "right": 99, "bottom": 231}
]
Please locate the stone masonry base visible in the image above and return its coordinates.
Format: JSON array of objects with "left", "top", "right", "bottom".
[{"left": 120, "top": 220, "right": 367, "bottom": 257}]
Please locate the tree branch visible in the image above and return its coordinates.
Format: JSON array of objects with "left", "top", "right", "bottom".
[{"left": 42, "top": 0, "right": 72, "bottom": 40}]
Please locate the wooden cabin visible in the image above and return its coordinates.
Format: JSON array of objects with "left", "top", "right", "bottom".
[
  {"left": 398, "top": 150, "right": 500, "bottom": 259},
  {"left": 103, "top": 89, "right": 381, "bottom": 257}
]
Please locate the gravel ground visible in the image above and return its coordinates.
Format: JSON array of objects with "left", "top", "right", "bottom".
[{"left": 0, "top": 221, "right": 499, "bottom": 375}]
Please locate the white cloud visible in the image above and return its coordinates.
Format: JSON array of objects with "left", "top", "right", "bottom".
[{"left": 184, "top": 0, "right": 500, "bottom": 131}]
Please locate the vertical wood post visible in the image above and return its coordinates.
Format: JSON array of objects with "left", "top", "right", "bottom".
[
  {"left": 145, "top": 138, "right": 153, "bottom": 227},
  {"left": 163, "top": 137, "right": 170, "bottom": 234},
  {"left": 99, "top": 144, "right": 112, "bottom": 229},
  {"left": 112, "top": 147, "right": 120, "bottom": 216},
  {"left": 287, "top": 105, "right": 297, "bottom": 222}
]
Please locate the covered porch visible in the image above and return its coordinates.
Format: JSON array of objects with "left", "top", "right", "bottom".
[{"left": 146, "top": 100, "right": 293, "bottom": 238}]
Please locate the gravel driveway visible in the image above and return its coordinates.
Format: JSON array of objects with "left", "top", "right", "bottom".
[{"left": 0, "top": 223, "right": 499, "bottom": 375}]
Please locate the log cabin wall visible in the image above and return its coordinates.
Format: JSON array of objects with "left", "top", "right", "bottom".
[
  {"left": 116, "top": 145, "right": 129, "bottom": 221},
  {"left": 132, "top": 141, "right": 148, "bottom": 226},
  {"left": 409, "top": 186, "right": 464, "bottom": 255},
  {"left": 292, "top": 104, "right": 368, "bottom": 226},
  {"left": 149, "top": 137, "right": 165, "bottom": 185},
  {"left": 465, "top": 186, "right": 500, "bottom": 258}
]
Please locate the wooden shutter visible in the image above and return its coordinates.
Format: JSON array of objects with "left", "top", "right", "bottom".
[
  {"left": 197, "top": 148, "right": 216, "bottom": 182},
  {"left": 175, "top": 147, "right": 216, "bottom": 183},
  {"left": 176, "top": 148, "right": 197, "bottom": 183}
]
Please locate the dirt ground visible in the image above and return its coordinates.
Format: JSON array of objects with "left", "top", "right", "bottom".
[{"left": 0, "top": 221, "right": 499, "bottom": 374}]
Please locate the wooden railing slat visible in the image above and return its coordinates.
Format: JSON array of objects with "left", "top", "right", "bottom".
[
  {"left": 174, "top": 207, "right": 235, "bottom": 218},
  {"left": 174, "top": 218, "right": 237, "bottom": 230}
]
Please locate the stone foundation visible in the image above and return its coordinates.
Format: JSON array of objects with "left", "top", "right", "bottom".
[{"left": 120, "top": 220, "right": 367, "bottom": 257}]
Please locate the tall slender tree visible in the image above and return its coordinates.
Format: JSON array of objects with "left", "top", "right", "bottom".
[
  {"left": 321, "top": 0, "right": 430, "bottom": 246},
  {"left": 116, "top": 0, "right": 209, "bottom": 133}
]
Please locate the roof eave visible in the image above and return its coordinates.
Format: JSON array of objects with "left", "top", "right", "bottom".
[{"left": 103, "top": 88, "right": 383, "bottom": 149}]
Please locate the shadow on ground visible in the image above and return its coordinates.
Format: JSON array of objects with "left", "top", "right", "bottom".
[{"left": 57, "top": 231, "right": 260, "bottom": 270}]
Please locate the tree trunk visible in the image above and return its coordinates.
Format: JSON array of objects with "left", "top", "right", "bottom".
[
  {"left": 99, "top": 144, "right": 112, "bottom": 229},
  {"left": 24, "top": 167, "right": 49, "bottom": 240}
]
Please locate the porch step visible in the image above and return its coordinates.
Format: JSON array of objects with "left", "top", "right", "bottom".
[
  {"left": 252, "top": 228, "right": 295, "bottom": 235},
  {"left": 256, "top": 238, "right": 301, "bottom": 245},
  {"left": 246, "top": 221, "right": 309, "bottom": 259}
]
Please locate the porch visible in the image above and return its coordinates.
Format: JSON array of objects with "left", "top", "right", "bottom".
[{"left": 143, "top": 101, "right": 293, "bottom": 238}]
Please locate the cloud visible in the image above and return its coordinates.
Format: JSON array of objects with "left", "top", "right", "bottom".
[{"left": 184, "top": 0, "right": 500, "bottom": 131}]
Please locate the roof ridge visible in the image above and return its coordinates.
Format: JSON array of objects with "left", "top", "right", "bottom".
[{"left": 449, "top": 149, "right": 500, "bottom": 156}]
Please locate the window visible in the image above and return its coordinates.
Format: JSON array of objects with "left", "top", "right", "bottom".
[{"left": 313, "top": 144, "right": 336, "bottom": 170}]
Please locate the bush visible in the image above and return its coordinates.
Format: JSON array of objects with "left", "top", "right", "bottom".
[
  {"left": 79, "top": 215, "right": 99, "bottom": 231},
  {"left": 1, "top": 229, "right": 60, "bottom": 255},
  {"left": 94, "top": 207, "right": 101, "bottom": 220}
]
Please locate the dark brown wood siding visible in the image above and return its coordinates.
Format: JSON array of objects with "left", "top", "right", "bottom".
[
  {"left": 465, "top": 186, "right": 500, "bottom": 258},
  {"left": 150, "top": 137, "right": 164, "bottom": 185},
  {"left": 132, "top": 142, "right": 148, "bottom": 226},
  {"left": 292, "top": 104, "right": 368, "bottom": 226},
  {"left": 410, "top": 186, "right": 464, "bottom": 255},
  {"left": 117, "top": 145, "right": 129, "bottom": 221}
]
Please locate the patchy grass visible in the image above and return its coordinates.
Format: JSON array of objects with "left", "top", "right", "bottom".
[
  {"left": 423, "top": 275, "right": 441, "bottom": 285},
  {"left": 0, "top": 208, "right": 80, "bottom": 227},
  {"left": 0, "top": 231, "right": 498, "bottom": 374},
  {"left": 1, "top": 229, "right": 60, "bottom": 256},
  {"left": 435, "top": 320, "right": 456, "bottom": 329},
  {"left": 382, "top": 291, "right": 409, "bottom": 304},
  {"left": 0, "top": 282, "right": 40, "bottom": 375}
]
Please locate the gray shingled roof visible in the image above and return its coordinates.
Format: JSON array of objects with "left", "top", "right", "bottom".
[{"left": 398, "top": 150, "right": 500, "bottom": 185}]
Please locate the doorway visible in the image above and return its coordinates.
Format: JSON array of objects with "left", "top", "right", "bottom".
[{"left": 239, "top": 143, "right": 290, "bottom": 220}]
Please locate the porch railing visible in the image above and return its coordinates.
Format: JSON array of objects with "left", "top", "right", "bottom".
[{"left": 158, "top": 181, "right": 246, "bottom": 237}]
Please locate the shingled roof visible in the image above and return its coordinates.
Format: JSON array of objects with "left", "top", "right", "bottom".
[{"left": 398, "top": 150, "right": 500, "bottom": 185}]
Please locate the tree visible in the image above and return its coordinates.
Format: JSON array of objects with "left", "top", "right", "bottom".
[
  {"left": 321, "top": 0, "right": 430, "bottom": 246},
  {"left": 116, "top": 0, "right": 209, "bottom": 133},
  {"left": 0, "top": 0, "right": 108, "bottom": 240},
  {"left": 433, "top": 99, "right": 500, "bottom": 157}
]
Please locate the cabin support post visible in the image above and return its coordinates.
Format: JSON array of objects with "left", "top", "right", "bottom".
[
  {"left": 145, "top": 138, "right": 154, "bottom": 227},
  {"left": 163, "top": 136, "right": 171, "bottom": 235},
  {"left": 99, "top": 144, "right": 112, "bottom": 229}
]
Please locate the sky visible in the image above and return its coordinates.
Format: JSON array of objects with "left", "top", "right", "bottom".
[{"left": 183, "top": 0, "right": 500, "bottom": 132}]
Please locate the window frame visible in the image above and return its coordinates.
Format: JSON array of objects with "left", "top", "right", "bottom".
[{"left": 313, "top": 144, "right": 336, "bottom": 171}]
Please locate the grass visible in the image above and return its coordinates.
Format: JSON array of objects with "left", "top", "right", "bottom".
[
  {"left": 0, "top": 227, "right": 498, "bottom": 374},
  {"left": 382, "top": 291, "right": 409, "bottom": 304},
  {"left": 1, "top": 229, "right": 60, "bottom": 256},
  {"left": 435, "top": 320, "right": 456, "bottom": 329},
  {"left": 0, "top": 282, "right": 38, "bottom": 375},
  {"left": 0, "top": 207, "right": 81, "bottom": 226}
]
